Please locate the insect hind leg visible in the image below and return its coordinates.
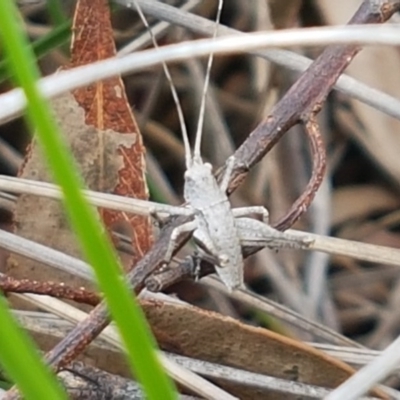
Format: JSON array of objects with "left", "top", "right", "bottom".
[
  {"left": 232, "top": 206, "right": 269, "bottom": 224},
  {"left": 235, "top": 217, "right": 313, "bottom": 250}
]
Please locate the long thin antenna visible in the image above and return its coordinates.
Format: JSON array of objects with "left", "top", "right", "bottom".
[
  {"left": 133, "top": 0, "right": 192, "bottom": 169},
  {"left": 193, "top": 0, "right": 224, "bottom": 161}
]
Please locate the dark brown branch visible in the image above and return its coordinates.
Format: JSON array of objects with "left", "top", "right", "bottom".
[
  {"left": 5, "top": 1, "right": 399, "bottom": 398},
  {"left": 224, "top": 0, "right": 400, "bottom": 227},
  {"left": 144, "top": 255, "right": 210, "bottom": 292}
]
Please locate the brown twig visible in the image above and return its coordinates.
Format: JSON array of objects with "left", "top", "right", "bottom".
[
  {"left": 43, "top": 217, "right": 184, "bottom": 371},
  {"left": 5, "top": 1, "right": 400, "bottom": 398},
  {"left": 0, "top": 275, "right": 100, "bottom": 306},
  {"left": 144, "top": 255, "right": 208, "bottom": 292},
  {"left": 224, "top": 0, "right": 399, "bottom": 228},
  {"left": 144, "top": 0, "right": 395, "bottom": 288},
  {"left": 274, "top": 117, "right": 326, "bottom": 230},
  {"left": 144, "top": 253, "right": 217, "bottom": 292}
]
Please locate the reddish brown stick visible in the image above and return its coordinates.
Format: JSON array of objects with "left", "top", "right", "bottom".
[
  {"left": 0, "top": 275, "right": 100, "bottom": 306},
  {"left": 274, "top": 117, "right": 326, "bottom": 230}
]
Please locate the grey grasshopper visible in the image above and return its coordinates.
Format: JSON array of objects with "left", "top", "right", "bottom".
[
  {"left": 132, "top": 0, "right": 312, "bottom": 290},
  {"left": 0, "top": 1, "right": 313, "bottom": 291}
]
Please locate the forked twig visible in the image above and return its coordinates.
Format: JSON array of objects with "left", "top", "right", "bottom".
[
  {"left": 224, "top": 0, "right": 400, "bottom": 218},
  {"left": 272, "top": 117, "right": 326, "bottom": 231},
  {"left": 43, "top": 217, "right": 184, "bottom": 371},
  {"left": 5, "top": 0, "right": 400, "bottom": 398}
]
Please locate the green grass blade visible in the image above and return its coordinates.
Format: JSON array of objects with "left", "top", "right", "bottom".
[
  {"left": 0, "top": 2, "right": 177, "bottom": 399},
  {"left": 0, "top": 295, "right": 68, "bottom": 399},
  {"left": 46, "top": 0, "right": 68, "bottom": 26}
]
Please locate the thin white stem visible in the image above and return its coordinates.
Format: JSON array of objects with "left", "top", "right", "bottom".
[
  {"left": 287, "top": 230, "right": 400, "bottom": 267},
  {"left": 204, "top": 276, "right": 359, "bottom": 348},
  {"left": 193, "top": 0, "right": 223, "bottom": 160},
  {"left": 2, "top": 176, "right": 400, "bottom": 269},
  {"left": 121, "top": 0, "right": 400, "bottom": 124},
  {"left": 118, "top": 0, "right": 201, "bottom": 57},
  {"left": 168, "top": 353, "right": 331, "bottom": 398},
  {"left": 326, "top": 335, "right": 400, "bottom": 400},
  {"left": 0, "top": 175, "right": 193, "bottom": 217},
  {"left": 0, "top": 228, "right": 93, "bottom": 281},
  {"left": 2, "top": 25, "right": 400, "bottom": 124},
  {"left": 132, "top": 0, "right": 192, "bottom": 168}
]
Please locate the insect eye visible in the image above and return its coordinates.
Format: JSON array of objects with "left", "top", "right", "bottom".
[{"left": 218, "top": 254, "right": 230, "bottom": 267}]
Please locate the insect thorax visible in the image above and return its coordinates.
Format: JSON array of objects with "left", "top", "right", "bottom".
[{"left": 184, "top": 161, "right": 228, "bottom": 209}]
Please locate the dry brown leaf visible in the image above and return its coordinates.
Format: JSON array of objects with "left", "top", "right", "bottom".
[
  {"left": 69, "top": 0, "right": 152, "bottom": 265},
  {"left": 142, "top": 300, "right": 387, "bottom": 400},
  {"left": 4, "top": 94, "right": 111, "bottom": 301},
  {"left": 4, "top": 0, "right": 152, "bottom": 304}
]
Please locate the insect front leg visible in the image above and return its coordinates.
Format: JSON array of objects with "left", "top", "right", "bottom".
[
  {"left": 219, "top": 155, "right": 236, "bottom": 192},
  {"left": 232, "top": 206, "right": 269, "bottom": 224},
  {"left": 163, "top": 220, "right": 197, "bottom": 264}
]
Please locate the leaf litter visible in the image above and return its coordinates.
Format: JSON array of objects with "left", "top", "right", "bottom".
[{"left": 1, "top": 0, "right": 400, "bottom": 399}]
